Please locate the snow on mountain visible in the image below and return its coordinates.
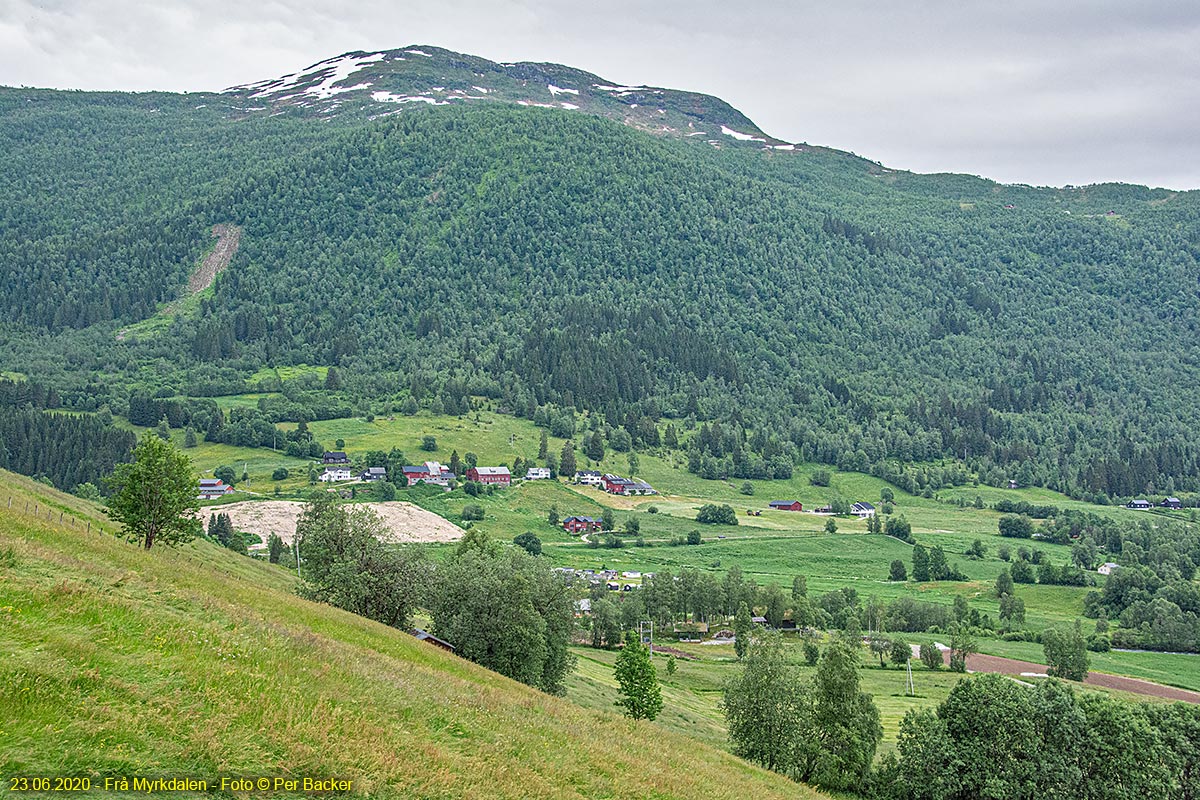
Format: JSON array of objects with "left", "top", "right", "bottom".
[{"left": 223, "top": 45, "right": 794, "bottom": 150}]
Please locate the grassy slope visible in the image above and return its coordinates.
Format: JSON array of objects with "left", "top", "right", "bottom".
[{"left": 0, "top": 470, "right": 825, "bottom": 799}]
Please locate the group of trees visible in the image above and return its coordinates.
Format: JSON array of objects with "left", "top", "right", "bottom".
[
  {"left": 0, "top": 406, "right": 135, "bottom": 493},
  {"left": 876, "top": 674, "right": 1200, "bottom": 798},
  {"left": 723, "top": 635, "right": 882, "bottom": 791}
]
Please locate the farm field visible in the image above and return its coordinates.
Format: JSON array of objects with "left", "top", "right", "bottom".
[
  {"left": 110, "top": 403, "right": 1200, "bottom": 695},
  {"left": 565, "top": 636, "right": 1185, "bottom": 755}
]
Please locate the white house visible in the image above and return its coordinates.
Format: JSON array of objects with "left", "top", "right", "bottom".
[
  {"left": 320, "top": 466, "right": 353, "bottom": 482},
  {"left": 852, "top": 501, "right": 876, "bottom": 518},
  {"left": 574, "top": 470, "right": 603, "bottom": 486},
  {"left": 1097, "top": 562, "right": 1120, "bottom": 576},
  {"left": 525, "top": 467, "right": 551, "bottom": 480}
]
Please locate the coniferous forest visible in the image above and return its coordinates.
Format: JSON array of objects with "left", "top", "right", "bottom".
[{"left": 2, "top": 86, "right": 1200, "bottom": 500}]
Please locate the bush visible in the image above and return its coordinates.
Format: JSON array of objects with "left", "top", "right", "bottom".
[
  {"left": 810, "top": 469, "right": 832, "bottom": 487},
  {"left": 686, "top": 529, "right": 702, "bottom": 545},
  {"left": 272, "top": 467, "right": 289, "bottom": 481},
  {"left": 461, "top": 504, "right": 485, "bottom": 521},
  {"left": 696, "top": 503, "right": 738, "bottom": 525},
  {"left": 513, "top": 531, "right": 542, "bottom": 556},
  {"left": 740, "top": 481, "right": 755, "bottom": 495},
  {"left": 421, "top": 435, "right": 438, "bottom": 452},
  {"left": 604, "top": 534, "right": 625, "bottom": 549}
]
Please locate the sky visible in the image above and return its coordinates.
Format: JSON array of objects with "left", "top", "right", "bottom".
[{"left": 2, "top": 0, "right": 1198, "bottom": 189}]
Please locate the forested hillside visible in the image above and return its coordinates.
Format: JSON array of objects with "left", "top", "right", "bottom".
[{"left": 2, "top": 48, "right": 1200, "bottom": 498}]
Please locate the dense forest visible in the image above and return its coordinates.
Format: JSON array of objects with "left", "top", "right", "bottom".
[{"left": 2, "top": 83, "right": 1200, "bottom": 498}]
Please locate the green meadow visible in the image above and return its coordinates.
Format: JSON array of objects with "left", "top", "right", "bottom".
[{"left": 109, "top": 401, "right": 1200, "bottom": 695}]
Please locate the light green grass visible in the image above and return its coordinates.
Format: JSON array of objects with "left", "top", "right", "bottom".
[
  {"left": 110, "top": 406, "right": 1199, "bottom": 692},
  {"left": 0, "top": 469, "right": 826, "bottom": 800}
]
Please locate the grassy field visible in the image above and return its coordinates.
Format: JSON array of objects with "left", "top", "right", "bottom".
[
  {"left": 109, "top": 403, "right": 1200, "bottom": 694},
  {"left": 565, "top": 634, "right": 1182, "bottom": 755},
  {"left": 0, "top": 469, "right": 826, "bottom": 799}
]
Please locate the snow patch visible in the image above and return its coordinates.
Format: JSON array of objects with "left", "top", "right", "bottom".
[
  {"left": 517, "top": 100, "right": 556, "bottom": 109},
  {"left": 371, "top": 91, "right": 450, "bottom": 105},
  {"left": 594, "top": 84, "right": 645, "bottom": 92},
  {"left": 246, "top": 52, "right": 387, "bottom": 100},
  {"left": 472, "top": 86, "right": 490, "bottom": 94},
  {"left": 405, "top": 49, "right": 433, "bottom": 57},
  {"left": 720, "top": 125, "right": 766, "bottom": 143},
  {"left": 686, "top": 131, "right": 706, "bottom": 136},
  {"left": 772, "top": 144, "right": 795, "bottom": 150},
  {"left": 559, "top": 102, "right": 579, "bottom": 110},
  {"left": 547, "top": 84, "right": 579, "bottom": 96}
]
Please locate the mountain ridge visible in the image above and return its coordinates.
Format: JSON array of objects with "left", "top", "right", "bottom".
[{"left": 220, "top": 43, "right": 801, "bottom": 151}]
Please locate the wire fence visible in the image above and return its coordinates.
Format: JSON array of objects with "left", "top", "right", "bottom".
[{"left": 1, "top": 494, "right": 115, "bottom": 537}]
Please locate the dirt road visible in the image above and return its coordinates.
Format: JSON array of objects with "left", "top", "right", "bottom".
[{"left": 933, "top": 648, "right": 1200, "bottom": 703}]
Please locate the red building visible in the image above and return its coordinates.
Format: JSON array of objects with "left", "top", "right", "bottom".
[
  {"left": 467, "top": 466, "right": 512, "bottom": 486},
  {"left": 563, "top": 516, "right": 603, "bottom": 533},
  {"left": 768, "top": 500, "right": 803, "bottom": 512}
]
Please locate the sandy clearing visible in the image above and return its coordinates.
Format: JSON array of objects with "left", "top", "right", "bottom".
[{"left": 205, "top": 500, "right": 464, "bottom": 546}]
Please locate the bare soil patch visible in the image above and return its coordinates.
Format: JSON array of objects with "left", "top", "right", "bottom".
[
  {"left": 951, "top": 651, "right": 1200, "bottom": 704},
  {"left": 207, "top": 500, "right": 464, "bottom": 546},
  {"left": 187, "top": 223, "right": 241, "bottom": 296}
]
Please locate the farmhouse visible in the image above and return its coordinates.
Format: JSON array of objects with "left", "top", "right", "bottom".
[
  {"left": 574, "top": 470, "right": 603, "bottom": 486},
  {"left": 1161, "top": 497, "right": 1182, "bottom": 510},
  {"left": 1126, "top": 499, "right": 1153, "bottom": 510},
  {"left": 197, "top": 478, "right": 233, "bottom": 499},
  {"left": 603, "top": 474, "right": 633, "bottom": 493},
  {"left": 320, "top": 466, "right": 352, "bottom": 482},
  {"left": 525, "top": 467, "right": 551, "bottom": 481},
  {"left": 359, "top": 467, "right": 387, "bottom": 482},
  {"left": 852, "top": 501, "right": 876, "bottom": 518},
  {"left": 602, "top": 474, "right": 657, "bottom": 495},
  {"left": 322, "top": 451, "right": 350, "bottom": 465},
  {"left": 402, "top": 461, "right": 454, "bottom": 486},
  {"left": 563, "top": 515, "right": 603, "bottom": 533},
  {"left": 1098, "top": 562, "right": 1121, "bottom": 576},
  {"left": 410, "top": 629, "right": 455, "bottom": 653},
  {"left": 769, "top": 500, "right": 803, "bottom": 512},
  {"left": 467, "top": 466, "right": 512, "bottom": 487}
]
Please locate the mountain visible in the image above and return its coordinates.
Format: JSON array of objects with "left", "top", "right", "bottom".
[
  {"left": 222, "top": 44, "right": 793, "bottom": 150},
  {"left": 2, "top": 45, "right": 1200, "bottom": 499},
  {"left": 0, "top": 469, "right": 824, "bottom": 798}
]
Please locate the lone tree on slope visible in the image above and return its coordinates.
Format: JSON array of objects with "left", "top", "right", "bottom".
[
  {"left": 614, "top": 630, "right": 663, "bottom": 720},
  {"left": 106, "top": 435, "right": 200, "bottom": 550}
]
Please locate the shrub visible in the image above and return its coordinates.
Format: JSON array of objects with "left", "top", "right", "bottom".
[
  {"left": 461, "top": 504, "right": 485, "bottom": 521},
  {"left": 696, "top": 504, "right": 738, "bottom": 525},
  {"left": 272, "top": 467, "right": 290, "bottom": 481},
  {"left": 810, "top": 469, "right": 832, "bottom": 486}
]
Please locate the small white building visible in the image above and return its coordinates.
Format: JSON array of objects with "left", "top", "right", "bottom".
[
  {"left": 320, "top": 466, "right": 353, "bottom": 482},
  {"left": 574, "top": 470, "right": 603, "bottom": 486},
  {"left": 1097, "top": 562, "right": 1120, "bottom": 576},
  {"left": 525, "top": 467, "right": 551, "bottom": 480},
  {"left": 852, "top": 501, "right": 876, "bottom": 518}
]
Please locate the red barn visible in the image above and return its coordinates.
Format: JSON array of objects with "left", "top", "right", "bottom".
[
  {"left": 768, "top": 500, "right": 803, "bottom": 512},
  {"left": 467, "top": 466, "right": 511, "bottom": 486}
]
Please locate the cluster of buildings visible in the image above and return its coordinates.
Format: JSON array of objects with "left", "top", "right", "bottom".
[
  {"left": 768, "top": 499, "right": 876, "bottom": 518},
  {"left": 1126, "top": 497, "right": 1182, "bottom": 510},
  {"left": 573, "top": 470, "right": 657, "bottom": 496},
  {"left": 554, "top": 567, "right": 651, "bottom": 592}
]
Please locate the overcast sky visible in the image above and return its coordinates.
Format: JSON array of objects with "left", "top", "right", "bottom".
[{"left": 2, "top": 0, "right": 1198, "bottom": 189}]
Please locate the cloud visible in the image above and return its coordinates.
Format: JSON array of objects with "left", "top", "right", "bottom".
[{"left": 0, "top": 0, "right": 1197, "bottom": 187}]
